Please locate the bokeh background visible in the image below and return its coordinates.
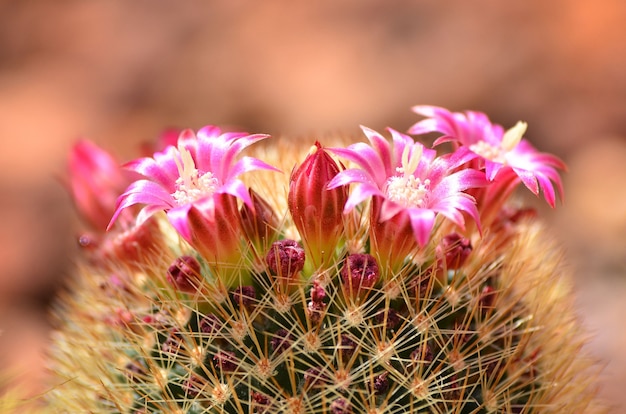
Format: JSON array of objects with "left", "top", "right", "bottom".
[{"left": 1, "top": 1, "right": 625, "bottom": 411}]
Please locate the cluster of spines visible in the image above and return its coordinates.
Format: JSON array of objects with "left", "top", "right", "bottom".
[{"left": 46, "top": 213, "right": 567, "bottom": 414}]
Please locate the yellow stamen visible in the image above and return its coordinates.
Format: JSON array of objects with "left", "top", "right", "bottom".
[{"left": 501, "top": 121, "right": 527, "bottom": 152}]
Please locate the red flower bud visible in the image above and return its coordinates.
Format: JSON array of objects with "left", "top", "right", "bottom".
[
  {"left": 288, "top": 142, "right": 347, "bottom": 269},
  {"left": 240, "top": 188, "right": 279, "bottom": 255}
]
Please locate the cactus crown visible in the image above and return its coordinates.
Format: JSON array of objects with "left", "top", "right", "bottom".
[{"left": 47, "top": 107, "right": 603, "bottom": 413}]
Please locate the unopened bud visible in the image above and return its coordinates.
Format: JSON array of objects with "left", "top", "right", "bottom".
[
  {"left": 240, "top": 188, "right": 279, "bottom": 254},
  {"left": 288, "top": 142, "right": 347, "bottom": 269}
]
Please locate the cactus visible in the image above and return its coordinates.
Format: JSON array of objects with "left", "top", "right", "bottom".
[{"left": 46, "top": 107, "right": 604, "bottom": 413}]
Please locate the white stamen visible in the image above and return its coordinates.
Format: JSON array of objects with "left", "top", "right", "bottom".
[
  {"left": 171, "top": 144, "right": 219, "bottom": 205},
  {"left": 399, "top": 144, "right": 423, "bottom": 177},
  {"left": 469, "top": 141, "right": 506, "bottom": 164},
  {"left": 386, "top": 176, "right": 430, "bottom": 208},
  {"left": 501, "top": 121, "right": 527, "bottom": 151},
  {"left": 386, "top": 144, "right": 429, "bottom": 207},
  {"left": 469, "top": 121, "right": 527, "bottom": 164}
]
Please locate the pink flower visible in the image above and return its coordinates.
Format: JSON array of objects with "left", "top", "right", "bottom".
[
  {"left": 108, "top": 127, "right": 278, "bottom": 282},
  {"left": 328, "top": 127, "right": 485, "bottom": 247},
  {"left": 68, "top": 140, "right": 135, "bottom": 230},
  {"left": 409, "top": 105, "right": 565, "bottom": 207},
  {"left": 108, "top": 126, "right": 278, "bottom": 238}
]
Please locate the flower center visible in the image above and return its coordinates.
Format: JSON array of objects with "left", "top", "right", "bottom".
[
  {"left": 171, "top": 145, "right": 219, "bottom": 205},
  {"left": 385, "top": 143, "right": 429, "bottom": 208},
  {"left": 386, "top": 175, "right": 431, "bottom": 208},
  {"left": 468, "top": 141, "right": 507, "bottom": 164},
  {"left": 468, "top": 121, "right": 527, "bottom": 164}
]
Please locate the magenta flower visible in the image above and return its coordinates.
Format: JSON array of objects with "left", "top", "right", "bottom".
[
  {"left": 107, "top": 126, "right": 279, "bottom": 285},
  {"left": 328, "top": 127, "right": 485, "bottom": 247},
  {"left": 409, "top": 105, "right": 565, "bottom": 207},
  {"left": 68, "top": 140, "right": 135, "bottom": 230},
  {"left": 108, "top": 126, "right": 278, "bottom": 238}
]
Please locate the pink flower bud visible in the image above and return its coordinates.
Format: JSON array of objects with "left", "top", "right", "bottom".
[
  {"left": 67, "top": 140, "right": 133, "bottom": 231},
  {"left": 310, "top": 280, "right": 326, "bottom": 303},
  {"left": 288, "top": 142, "right": 347, "bottom": 269},
  {"left": 240, "top": 188, "right": 279, "bottom": 255},
  {"left": 184, "top": 373, "right": 206, "bottom": 398},
  {"left": 371, "top": 372, "right": 389, "bottom": 395},
  {"left": 340, "top": 253, "right": 380, "bottom": 301},
  {"left": 339, "top": 334, "right": 357, "bottom": 361},
  {"left": 167, "top": 255, "right": 202, "bottom": 293}
]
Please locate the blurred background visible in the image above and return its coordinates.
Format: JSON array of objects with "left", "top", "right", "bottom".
[{"left": 1, "top": 0, "right": 625, "bottom": 411}]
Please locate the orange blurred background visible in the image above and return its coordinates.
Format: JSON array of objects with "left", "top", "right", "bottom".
[{"left": 1, "top": 1, "right": 625, "bottom": 411}]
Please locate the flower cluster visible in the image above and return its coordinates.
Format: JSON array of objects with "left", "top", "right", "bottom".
[
  {"left": 93, "top": 107, "right": 563, "bottom": 277},
  {"left": 47, "top": 106, "right": 603, "bottom": 414}
]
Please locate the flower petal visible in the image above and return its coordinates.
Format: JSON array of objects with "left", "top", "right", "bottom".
[{"left": 407, "top": 208, "right": 436, "bottom": 246}]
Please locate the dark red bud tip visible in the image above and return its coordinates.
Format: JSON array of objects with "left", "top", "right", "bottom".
[
  {"left": 410, "top": 343, "right": 434, "bottom": 364},
  {"left": 330, "top": 397, "right": 352, "bottom": 414},
  {"left": 271, "top": 329, "right": 291, "bottom": 354},
  {"left": 252, "top": 392, "right": 271, "bottom": 413},
  {"left": 437, "top": 233, "right": 472, "bottom": 270},
  {"left": 340, "top": 334, "right": 357, "bottom": 360},
  {"left": 213, "top": 351, "right": 237, "bottom": 372},
  {"left": 265, "top": 239, "right": 305, "bottom": 279},
  {"left": 310, "top": 280, "right": 326, "bottom": 303},
  {"left": 307, "top": 282, "right": 327, "bottom": 325},
  {"left": 340, "top": 253, "right": 380, "bottom": 299},
  {"left": 375, "top": 308, "right": 400, "bottom": 331},
  {"left": 304, "top": 367, "right": 328, "bottom": 388},
  {"left": 161, "top": 329, "right": 183, "bottom": 354},
  {"left": 479, "top": 285, "right": 497, "bottom": 315},
  {"left": 231, "top": 285, "right": 256, "bottom": 309},
  {"left": 167, "top": 255, "right": 203, "bottom": 293},
  {"left": 372, "top": 372, "right": 389, "bottom": 395},
  {"left": 184, "top": 373, "right": 206, "bottom": 398},
  {"left": 199, "top": 314, "right": 222, "bottom": 334}
]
